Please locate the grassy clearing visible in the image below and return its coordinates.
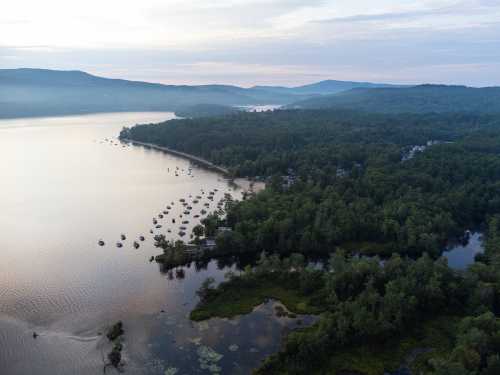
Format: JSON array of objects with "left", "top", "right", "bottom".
[{"left": 190, "top": 279, "right": 323, "bottom": 321}]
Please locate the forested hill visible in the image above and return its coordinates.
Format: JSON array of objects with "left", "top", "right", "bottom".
[
  {"left": 0, "top": 69, "right": 295, "bottom": 118},
  {"left": 251, "top": 79, "right": 406, "bottom": 96},
  {"left": 0, "top": 68, "right": 400, "bottom": 119},
  {"left": 290, "top": 84, "right": 500, "bottom": 114},
  {"left": 123, "top": 109, "right": 500, "bottom": 257},
  {"left": 121, "top": 109, "right": 500, "bottom": 177}
]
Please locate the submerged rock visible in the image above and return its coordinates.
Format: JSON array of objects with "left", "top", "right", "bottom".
[
  {"left": 106, "top": 321, "right": 124, "bottom": 341},
  {"left": 108, "top": 342, "right": 122, "bottom": 368}
]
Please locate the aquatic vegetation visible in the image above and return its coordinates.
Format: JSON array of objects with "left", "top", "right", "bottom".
[
  {"left": 164, "top": 367, "right": 179, "bottom": 375},
  {"left": 197, "top": 321, "right": 209, "bottom": 331},
  {"left": 197, "top": 345, "right": 223, "bottom": 374},
  {"left": 188, "top": 337, "right": 202, "bottom": 345}
]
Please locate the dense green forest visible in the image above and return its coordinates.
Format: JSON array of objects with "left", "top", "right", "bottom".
[
  {"left": 122, "top": 110, "right": 500, "bottom": 258},
  {"left": 123, "top": 108, "right": 500, "bottom": 374},
  {"left": 193, "top": 219, "right": 500, "bottom": 374},
  {"left": 289, "top": 85, "right": 500, "bottom": 114}
]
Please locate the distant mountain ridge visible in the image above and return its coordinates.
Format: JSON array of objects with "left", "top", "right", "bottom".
[
  {"left": 0, "top": 68, "right": 407, "bottom": 119},
  {"left": 289, "top": 84, "right": 500, "bottom": 114},
  {"left": 252, "top": 79, "right": 406, "bottom": 96}
]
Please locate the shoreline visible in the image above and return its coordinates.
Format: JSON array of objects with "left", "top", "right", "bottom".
[{"left": 122, "top": 139, "right": 231, "bottom": 176}]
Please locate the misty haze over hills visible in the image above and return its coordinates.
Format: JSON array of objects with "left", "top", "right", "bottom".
[
  {"left": 290, "top": 84, "right": 500, "bottom": 114},
  {"left": 2, "top": 68, "right": 500, "bottom": 119},
  {"left": 0, "top": 68, "right": 404, "bottom": 119}
]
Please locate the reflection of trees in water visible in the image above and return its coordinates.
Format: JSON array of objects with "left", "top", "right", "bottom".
[
  {"left": 175, "top": 268, "right": 186, "bottom": 279},
  {"left": 158, "top": 253, "right": 327, "bottom": 280}
]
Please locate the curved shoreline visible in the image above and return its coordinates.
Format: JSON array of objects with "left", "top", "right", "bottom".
[{"left": 121, "top": 139, "right": 230, "bottom": 176}]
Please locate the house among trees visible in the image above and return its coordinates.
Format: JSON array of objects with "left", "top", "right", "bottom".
[
  {"left": 216, "top": 226, "right": 232, "bottom": 235},
  {"left": 199, "top": 238, "right": 216, "bottom": 251}
]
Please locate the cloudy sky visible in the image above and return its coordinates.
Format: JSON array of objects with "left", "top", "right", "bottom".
[{"left": 1, "top": 0, "right": 500, "bottom": 86}]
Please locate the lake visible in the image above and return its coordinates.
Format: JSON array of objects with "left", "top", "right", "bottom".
[{"left": 0, "top": 113, "right": 312, "bottom": 375}]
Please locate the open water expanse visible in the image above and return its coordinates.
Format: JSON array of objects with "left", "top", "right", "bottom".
[{"left": 0, "top": 112, "right": 313, "bottom": 375}]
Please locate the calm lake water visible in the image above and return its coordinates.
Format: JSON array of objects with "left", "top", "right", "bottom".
[
  {"left": 443, "top": 232, "right": 484, "bottom": 270},
  {"left": 0, "top": 113, "right": 311, "bottom": 375}
]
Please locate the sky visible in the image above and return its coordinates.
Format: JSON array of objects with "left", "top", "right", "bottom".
[{"left": 1, "top": 0, "right": 500, "bottom": 87}]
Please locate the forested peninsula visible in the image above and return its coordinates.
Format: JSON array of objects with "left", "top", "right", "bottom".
[{"left": 121, "top": 109, "right": 500, "bottom": 374}]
